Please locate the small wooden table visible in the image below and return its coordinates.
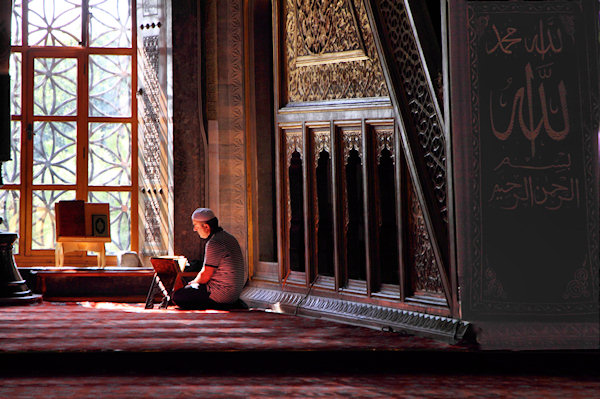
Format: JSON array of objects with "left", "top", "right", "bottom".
[{"left": 55, "top": 236, "right": 112, "bottom": 268}]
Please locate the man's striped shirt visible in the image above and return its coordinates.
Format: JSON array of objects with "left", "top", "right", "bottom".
[{"left": 204, "top": 230, "right": 246, "bottom": 303}]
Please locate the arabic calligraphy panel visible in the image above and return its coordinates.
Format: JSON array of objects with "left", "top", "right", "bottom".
[{"left": 462, "top": 1, "right": 599, "bottom": 318}]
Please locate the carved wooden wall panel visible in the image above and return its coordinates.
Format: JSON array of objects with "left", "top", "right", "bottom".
[
  {"left": 276, "top": 116, "right": 452, "bottom": 315},
  {"left": 371, "top": 0, "right": 448, "bottom": 224},
  {"left": 205, "top": 0, "right": 218, "bottom": 120},
  {"left": 309, "top": 126, "right": 335, "bottom": 279},
  {"left": 370, "top": 124, "right": 400, "bottom": 288},
  {"left": 273, "top": 0, "right": 456, "bottom": 318},
  {"left": 283, "top": 128, "right": 305, "bottom": 274},
  {"left": 283, "top": 0, "right": 388, "bottom": 102},
  {"left": 406, "top": 175, "right": 444, "bottom": 297},
  {"left": 338, "top": 125, "right": 366, "bottom": 283},
  {"left": 364, "top": 0, "right": 454, "bottom": 311}
]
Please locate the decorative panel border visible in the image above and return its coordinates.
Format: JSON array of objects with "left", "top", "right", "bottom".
[
  {"left": 241, "top": 287, "right": 470, "bottom": 343},
  {"left": 456, "top": 1, "right": 599, "bottom": 318},
  {"left": 283, "top": 0, "right": 388, "bottom": 102},
  {"left": 216, "top": 0, "right": 248, "bottom": 269}
]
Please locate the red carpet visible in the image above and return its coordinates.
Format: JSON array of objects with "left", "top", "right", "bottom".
[
  {"left": 0, "top": 301, "right": 460, "bottom": 352},
  {"left": 0, "top": 302, "right": 598, "bottom": 398},
  {"left": 2, "top": 374, "right": 599, "bottom": 399}
]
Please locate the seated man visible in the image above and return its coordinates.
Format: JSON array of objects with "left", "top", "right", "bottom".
[{"left": 173, "top": 208, "right": 247, "bottom": 310}]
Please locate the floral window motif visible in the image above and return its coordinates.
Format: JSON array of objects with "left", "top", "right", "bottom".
[
  {"left": 2, "top": 122, "right": 21, "bottom": 185},
  {"left": 27, "top": 0, "right": 82, "bottom": 47},
  {"left": 89, "top": 0, "right": 132, "bottom": 48},
  {"left": 31, "top": 190, "right": 76, "bottom": 250},
  {"left": 89, "top": 191, "right": 131, "bottom": 254},
  {"left": 88, "top": 122, "right": 132, "bottom": 186},
  {"left": 0, "top": 191, "right": 20, "bottom": 254},
  {"left": 89, "top": 55, "right": 132, "bottom": 117},
  {"left": 10, "top": 54, "right": 21, "bottom": 115},
  {"left": 11, "top": 0, "right": 22, "bottom": 46},
  {"left": 32, "top": 121, "right": 77, "bottom": 185},
  {"left": 6, "top": 0, "right": 137, "bottom": 263},
  {"left": 34, "top": 58, "right": 78, "bottom": 116}
]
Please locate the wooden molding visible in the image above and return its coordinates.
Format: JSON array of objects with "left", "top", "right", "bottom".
[
  {"left": 241, "top": 286, "right": 472, "bottom": 343},
  {"left": 296, "top": 50, "right": 369, "bottom": 67}
]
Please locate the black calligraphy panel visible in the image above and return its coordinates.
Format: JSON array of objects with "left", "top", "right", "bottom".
[{"left": 465, "top": 1, "right": 599, "bottom": 318}]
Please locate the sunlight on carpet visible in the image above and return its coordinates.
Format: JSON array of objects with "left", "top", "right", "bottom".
[{"left": 77, "top": 301, "right": 229, "bottom": 314}]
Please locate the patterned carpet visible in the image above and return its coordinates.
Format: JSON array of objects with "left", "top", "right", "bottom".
[
  {"left": 2, "top": 373, "right": 600, "bottom": 399},
  {"left": 0, "top": 302, "right": 598, "bottom": 398},
  {"left": 0, "top": 301, "right": 461, "bottom": 352}
]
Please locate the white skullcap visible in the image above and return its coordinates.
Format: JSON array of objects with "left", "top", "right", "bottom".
[{"left": 191, "top": 208, "right": 216, "bottom": 222}]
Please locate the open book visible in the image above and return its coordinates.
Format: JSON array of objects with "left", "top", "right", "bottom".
[
  {"left": 146, "top": 256, "right": 190, "bottom": 309},
  {"left": 149, "top": 256, "right": 187, "bottom": 275}
]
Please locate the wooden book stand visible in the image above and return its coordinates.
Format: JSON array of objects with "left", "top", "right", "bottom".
[
  {"left": 145, "top": 256, "right": 196, "bottom": 309},
  {"left": 55, "top": 200, "right": 111, "bottom": 268}
]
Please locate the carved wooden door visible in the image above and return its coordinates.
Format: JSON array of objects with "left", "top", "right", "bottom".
[{"left": 137, "top": 0, "right": 172, "bottom": 258}]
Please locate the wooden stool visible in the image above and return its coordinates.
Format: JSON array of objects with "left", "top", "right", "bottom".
[{"left": 55, "top": 236, "right": 111, "bottom": 268}]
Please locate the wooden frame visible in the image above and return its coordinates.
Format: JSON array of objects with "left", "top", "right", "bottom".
[{"left": 6, "top": 0, "right": 139, "bottom": 267}]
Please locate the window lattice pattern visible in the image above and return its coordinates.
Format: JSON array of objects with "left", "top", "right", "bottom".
[
  {"left": 31, "top": 190, "right": 75, "bottom": 250},
  {"left": 89, "top": 0, "right": 132, "bottom": 48},
  {"left": 10, "top": 53, "right": 21, "bottom": 115},
  {"left": 0, "top": 190, "right": 20, "bottom": 254},
  {"left": 89, "top": 191, "right": 131, "bottom": 254},
  {"left": 89, "top": 55, "right": 132, "bottom": 117},
  {"left": 27, "top": 0, "right": 82, "bottom": 47},
  {"left": 2, "top": 122, "right": 21, "bottom": 185},
  {"left": 33, "top": 58, "right": 77, "bottom": 116},
  {"left": 32, "top": 121, "right": 77, "bottom": 185},
  {"left": 88, "top": 122, "right": 132, "bottom": 186},
  {"left": 11, "top": 0, "right": 22, "bottom": 46}
]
